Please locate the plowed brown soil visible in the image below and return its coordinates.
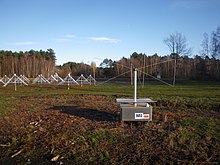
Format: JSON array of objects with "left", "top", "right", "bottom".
[{"left": 0, "top": 94, "right": 219, "bottom": 164}]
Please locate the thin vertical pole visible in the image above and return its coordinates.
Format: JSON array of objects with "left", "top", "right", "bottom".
[
  {"left": 142, "top": 55, "right": 145, "bottom": 88},
  {"left": 130, "top": 64, "right": 133, "bottom": 85},
  {"left": 173, "top": 59, "right": 176, "bottom": 86},
  {"left": 15, "top": 80, "right": 17, "bottom": 91},
  {"left": 81, "top": 78, "right": 82, "bottom": 87},
  {"left": 40, "top": 74, "right": 42, "bottom": 87},
  {"left": 134, "top": 68, "right": 137, "bottom": 104}
]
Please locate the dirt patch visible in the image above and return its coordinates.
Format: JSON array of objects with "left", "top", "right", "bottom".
[{"left": 0, "top": 94, "right": 219, "bottom": 164}]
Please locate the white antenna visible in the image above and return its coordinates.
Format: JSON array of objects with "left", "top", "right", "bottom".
[
  {"left": 139, "top": 59, "right": 176, "bottom": 87},
  {"left": 48, "top": 75, "right": 58, "bottom": 83},
  {"left": 134, "top": 68, "right": 137, "bottom": 105},
  {"left": 32, "top": 74, "right": 50, "bottom": 84},
  {"left": 19, "top": 75, "right": 30, "bottom": 83},
  {"left": 1, "top": 75, "right": 9, "bottom": 84},
  {"left": 0, "top": 79, "right": 5, "bottom": 85},
  {"left": 116, "top": 69, "right": 155, "bottom": 104},
  {"left": 76, "top": 74, "right": 90, "bottom": 86},
  {"left": 109, "top": 58, "right": 176, "bottom": 87},
  {"left": 59, "top": 73, "right": 79, "bottom": 89},
  {"left": 87, "top": 75, "right": 96, "bottom": 85},
  {"left": 54, "top": 73, "right": 64, "bottom": 83},
  {"left": 116, "top": 68, "right": 155, "bottom": 122},
  {"left": 3, "top": 74, "right": 28, "bottom": 91}
]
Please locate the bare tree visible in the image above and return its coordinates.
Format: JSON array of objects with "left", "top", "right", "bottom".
[
  {"left": 91, "top": 61, "right": 96, "bottom": 79},
  {"left": 164, "top": 32, "right": 192, "bottom": 56},
  {"left": 210, "top": 25, "right": 220, "bottom": 59},
  {"left": 200, "top": 32, "right": 209, "bottom": 57}
]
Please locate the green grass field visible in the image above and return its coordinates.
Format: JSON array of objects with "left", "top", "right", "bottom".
[{"left": 0, "top": 82, "right": 220, "bottom": 113}]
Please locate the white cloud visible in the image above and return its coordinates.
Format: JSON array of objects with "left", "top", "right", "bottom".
[
  {"left": 7, "top": 41, "right": 40, "bottom": 46},
  {"left": 64, "top": 34, "right": 75, "bottom": 38},
  {"left": 89, "top": 37, "right": 119, "bottom": 44},
  {"left": 52, "top": 35, "right": 120, "bottom": 44},
  {"left": 53, "top": 34, "right": 76, "bottom": 43},
  {"left": 52, "top": 38, "right": 71, "bottom": 43}
]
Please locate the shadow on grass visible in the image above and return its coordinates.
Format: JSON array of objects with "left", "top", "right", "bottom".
[{"left": 48, "top": 106, "right": 117, "bottom": 122}]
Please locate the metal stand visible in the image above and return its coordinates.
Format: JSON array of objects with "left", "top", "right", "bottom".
[{"left": 116, "top": 69, "right": 156, "bottom": 122}]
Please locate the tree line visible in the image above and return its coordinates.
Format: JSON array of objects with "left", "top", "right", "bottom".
[
  {"left": 0, "top": 49, "right": 219, "bottom": 80},
  {"left": 58, "top": 53, "right": 220, "bottom": 81},
  {"left": 0, "top": 49, "right": 56, "bottom": 78}
]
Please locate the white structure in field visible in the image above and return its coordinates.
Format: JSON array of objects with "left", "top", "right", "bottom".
[
  {"left": 76, "top": 74, "right": 90, "bottom": 86},
  {"left": 59, "top": 73, "right": 79, "bottom": 86},
  {"left": 32, "top": 74, "right": 50, "bottom": 84},
  {"left": 3, "top": 74, "right": 28, "bottom": 87},
  {"left": 53, "top": 73, "right": 64, "bottom": 83},
  {"left": 48, "top": 75, "right": 58, "bottom": 83},
  {"left": 19, "top": 75, "right": 30, "bottom": 84},
  {"left": 1, "top": 75, "right": 9, "bottom": 84},
  {"left": 0, "top": 79, "right": 5, "bottom": 85},
  {"left": 87, "top": 75, "right": 96, "bottom": 85},
  {"left": 48, "top": 73, "right": 65, "bottom": 84}
]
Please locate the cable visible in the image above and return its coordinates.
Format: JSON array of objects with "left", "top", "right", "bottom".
[
  {"left": 138, "top": 69, "right": 174, "bottom": 87},
  {"left": 138, "top": 59, "right": 175, "bottom": 70},
  {"left": 97, "top": 59, "right": 176, "bottom": 87},
  {"left": 111, "top": 61, "right": 131, "bottom": 70},
  {"left": 97, "top": 70, "right": 131, "bottom": 85}
]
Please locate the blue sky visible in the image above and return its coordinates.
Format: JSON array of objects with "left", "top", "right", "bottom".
[{"left": 0, "top": 0, "right": 219, "bottom": 65}]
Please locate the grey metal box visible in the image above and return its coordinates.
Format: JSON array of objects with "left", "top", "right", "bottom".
[{"left": 120, "top": 104, "right": 152, "bottom": 121}]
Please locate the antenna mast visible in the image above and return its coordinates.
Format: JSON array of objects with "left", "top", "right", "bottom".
[{"left": 134, "top": 68, "right": 137, "bottom": 104}]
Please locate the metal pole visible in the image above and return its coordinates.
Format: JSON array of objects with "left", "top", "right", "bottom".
[
  {"left": 130, "top": 64, "right": 133, "bottom": 85},
  {"left": 142, "top": 55, "right": 145, "bottom": 88},
  {"left": 40, "top": 74, "right": 42, "bottom": 87},
  {"left": 15, "top": 80, "right": 17, "bottom": 91},
  {"left": 81, "top": 74, "right": 83, "bottom": 87},
  {"left": 173, "top": 59, "right": 176, "bottom": 86},
  {"left": 134, "top": 68, "right": 137, "bottom": 104}
]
